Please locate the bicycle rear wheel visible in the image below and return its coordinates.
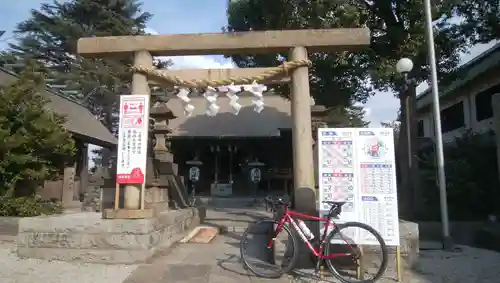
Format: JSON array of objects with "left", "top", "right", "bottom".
[
  {"left": 324, "top": 222, "right": 388, "bottom": 283},
  {"left": 240, "top": 219, "right": 299, "bottom": 278}
]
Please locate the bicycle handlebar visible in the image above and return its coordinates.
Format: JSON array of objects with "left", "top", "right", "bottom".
[{"left": 263, "top": 196, "right": 291, "bottom": 212}]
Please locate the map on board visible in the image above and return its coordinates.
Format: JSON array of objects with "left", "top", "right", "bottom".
[{"left": 317, "top": 128, "right": 400, "bottom": 246}]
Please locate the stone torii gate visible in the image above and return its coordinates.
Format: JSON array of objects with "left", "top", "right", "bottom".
[{"left": 77, "top": 28, "right": 370, "bottom": 215}]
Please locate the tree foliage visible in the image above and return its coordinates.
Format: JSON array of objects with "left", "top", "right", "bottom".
[
  {"left": 419, "top": 131, "right": 500, "bottom": 220},
  {"left": 225, "top": 0, "right": 478, "bottom": 106},
  {"left": 4, "top": 0, "right": 172, "bottom": 167},
  {"left": 448, "top": 1, "right": 500, "bottom": 44},
  {"left": 6, "top": 0, "right": 171, "bottom": 134},
  {"left": 0, "top": 61, "right": 76, "bottom": 196},
  {"left": 325, "top": 102, "right": 370, "bottom": 127}
]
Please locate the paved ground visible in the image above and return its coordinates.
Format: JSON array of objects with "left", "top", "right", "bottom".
[
  {"left": 120, "top": 208, "right": 500, "bottom": 283},
  {"left": 1, "top": 206, "right": 500, "bottom": 283},
  {"left": 0, "top": 243, "right": 138, "bottom": 283},
  {"left": 121, "top": 232, "right": 500, "bottom": 283}
]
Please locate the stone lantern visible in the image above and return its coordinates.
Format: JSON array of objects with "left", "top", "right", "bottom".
[
  {"left": 311, "top": 104, "right": 329, "bottom": 143},
  {"left": 310, "top": 104, "right": 328, "bottom": 189}
]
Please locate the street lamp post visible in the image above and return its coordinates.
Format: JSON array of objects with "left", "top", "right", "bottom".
[
  {"left": 396, "top": 57, "right": 453, "bottom": 250},
  {"left": 423, "top": 0, "right": 454, "bottom": 251},
  {"left": 396, "top": 58, "right": 419, "bottom": 219}
]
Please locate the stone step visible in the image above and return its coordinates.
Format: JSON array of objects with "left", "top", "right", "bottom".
[
  {"left": 0, "top": 234, "right": 17, "bottom": 243},
  {"left": 203, "top": 207, "right": 272, "bottom": 233}
]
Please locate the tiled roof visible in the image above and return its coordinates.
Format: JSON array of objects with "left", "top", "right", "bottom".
[{"left": 0, "top": 68, "right": 117, "bottom": 148}]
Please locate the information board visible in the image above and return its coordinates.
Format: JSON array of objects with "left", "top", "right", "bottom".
[
  {"left": 317, "top": 128, "right": 400, "bottom": 246},
  {"left": 116, "top": 95, "right": 150, "bottom": 185}
]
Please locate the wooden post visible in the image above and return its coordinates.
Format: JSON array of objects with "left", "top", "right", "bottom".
[
  {"left": 289, "top": 47, "right": 316, "bottom": 212},
  {"left": 356, "top": 246, "right": 365, "bottom": 280},
  {"left": 396, "top": 246, "right": 403, "bottom": 282},
  {"left": 123, "top": 50, "right": 152, "bottom": 210},
  {"left": 79, "top": 143, "right": 89, "bottom": 200}
]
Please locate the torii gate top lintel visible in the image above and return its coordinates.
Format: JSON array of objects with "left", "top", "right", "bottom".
[{"left": 77, "top": 28, "right": 370, "bottom": 58}]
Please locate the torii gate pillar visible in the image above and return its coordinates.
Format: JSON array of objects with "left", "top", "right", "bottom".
[
  {"left": 123, "top": 50, "right": 153, "bottom": 209},
  {"left": 289, "top": 47, "right": 315, "bottom": 211}
]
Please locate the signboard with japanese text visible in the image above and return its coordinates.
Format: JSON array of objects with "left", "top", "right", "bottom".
[
  {"left": 317, "top": 128, "right": 400, "bottom": 246},
  {"left": 116, "top": 95, "right": 150, "bottom": 184}
]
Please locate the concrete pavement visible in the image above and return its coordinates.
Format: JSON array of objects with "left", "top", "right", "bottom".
[{"left": 121, "top": 207, "right": 500, "bottom": 283}]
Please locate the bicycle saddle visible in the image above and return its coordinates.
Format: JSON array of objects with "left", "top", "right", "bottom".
[{"left": 322, "top": 200, "right": 346, "bottom": 208}]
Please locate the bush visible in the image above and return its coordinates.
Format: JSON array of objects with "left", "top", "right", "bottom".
[
  {"left": 418, "top": 131, "right": 500, "bottom": 221},
  {"left": 0, "top": 61, "right": 76, "bottom": 196},
  {"left": 0, "top": 195, "right": 63, "bottom": 217}
]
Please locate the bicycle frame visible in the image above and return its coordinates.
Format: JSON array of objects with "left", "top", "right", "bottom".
[{"left": 267, "top": 205, "right": 355, "bottom": 260}]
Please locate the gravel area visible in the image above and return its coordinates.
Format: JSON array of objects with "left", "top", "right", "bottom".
[
  {"left": 407, "top": 244, "right": 500, "bottom": 283},
  {"left": 0, "top": 243, "right": 139, "bottom": 283},
  {"left": 303, "top": 244, "right": 500, "bottom": 283}
]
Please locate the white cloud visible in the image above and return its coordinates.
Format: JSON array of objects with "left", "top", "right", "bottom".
[
  {"left": 144, "top": 27, "right": 235, "bottom": 70},
  {"left": 167, "top": 55, "right": 235, "bottom": 69}
]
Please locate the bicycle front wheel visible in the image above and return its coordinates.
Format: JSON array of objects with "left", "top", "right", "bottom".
[
  {"left": 324, "top": 222, "right": 388, "bottom": 283},
  {"left": 240, "top": 219, "right": 299, "bottom": 278}
]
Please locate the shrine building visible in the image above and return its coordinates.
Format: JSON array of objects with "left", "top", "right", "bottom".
[{"left": 165, "top": 92, "right": 327, "bottom": 198}]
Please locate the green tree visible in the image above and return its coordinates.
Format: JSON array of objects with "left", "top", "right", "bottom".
[
  {"left": 7, "top": 0, "right": 170, "bottom": 130},
  {"left": 449, "top": 1, "right": 500, "bottom": 44},
  {"left": 5, "top": 0, "right": 171, "bottom": 166},
  {"left": 0, "top": 61, "right": 76, "bottom": 196},
  {"left": 225, "top": 0, "right": 479, "bottom": 219},
  {"left": 325, "top": 102, "right": 370, "bottom": 127},
  {"left": 225, "top": 0, "right": 469, "bottom": 102}
]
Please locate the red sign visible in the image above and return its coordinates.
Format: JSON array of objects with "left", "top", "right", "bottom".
[
  {"left": 116, "top": 167, "right": 145, "bottom": 184},
  {"left": 122, "top": 99, "right": 145, "bottom": 115}
]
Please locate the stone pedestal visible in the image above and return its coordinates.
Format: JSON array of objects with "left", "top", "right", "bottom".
[{"left": 17, "top": 207, "right": 205, "bottom": 264}]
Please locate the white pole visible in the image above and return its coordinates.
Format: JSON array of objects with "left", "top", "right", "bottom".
[{"left": 423, "top": 0, "right": 453, "bottom": 250}]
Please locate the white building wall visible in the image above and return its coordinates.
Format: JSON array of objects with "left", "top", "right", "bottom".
[{"left": 418, "top": 92, "right": 496, "bottom": 143}]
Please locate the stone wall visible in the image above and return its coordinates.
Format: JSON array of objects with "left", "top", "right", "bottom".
[
  {"left": 81, "top": 185, "right": 102, "bottom": 212},
  {"left": 17, "top": 207, "right": 205, "bottom": 264},
  {"left": 360, "top": 220, "right": 419, "bottom": 268},
  {"left": 0, "top": 217, "right": 21, "bottom": 243}
]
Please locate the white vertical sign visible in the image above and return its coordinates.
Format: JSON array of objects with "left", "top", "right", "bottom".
[
  {"left": 317, "top": 128, "right": 400, "bottom": 246},
  {"left": 116, "top": 95, "right": 150, "bottom": 184}
]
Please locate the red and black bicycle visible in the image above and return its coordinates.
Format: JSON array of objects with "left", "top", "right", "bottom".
[{"left": 240, "top": 196, "right": 388, "bottom": 283}]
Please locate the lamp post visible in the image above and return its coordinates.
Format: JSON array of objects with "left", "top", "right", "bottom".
[
  {"left": 395, "top": 58, "right": 419, "bottom": 219},
  {"left": 423, "top": 0, "right": 453, "bottom": 250},
  {"left": 396, "top": 57, "right": 453, "bottom": 250}
]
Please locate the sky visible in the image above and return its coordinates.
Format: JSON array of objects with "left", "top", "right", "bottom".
[{"left": 0, "top": 0, "right": 497, "bottom": 127}]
